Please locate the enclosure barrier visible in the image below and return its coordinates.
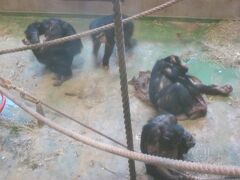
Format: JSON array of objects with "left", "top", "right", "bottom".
[
  {"left": 1, "top": 85, "right": 240, "bottom": 178},
  {"left": 0, "top": 0, "right": 184, "bottom": 55}
]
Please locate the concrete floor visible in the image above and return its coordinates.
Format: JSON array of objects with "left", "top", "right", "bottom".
[{"left": 0, "top": 15, "right": 239, "bottom": 180}]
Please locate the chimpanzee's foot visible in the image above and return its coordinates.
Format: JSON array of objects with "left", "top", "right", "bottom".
[
  {"left": 53, "top": 79, "right": 64, "bottom": 86},
  {"left": 53, "top": 75, "right": 71, "bottom": 86},
  {"left": 102, "top": 64, "right": 109, "bottom": 70},
  {"left": 52, "top": 76, "right": 58, "bottom": 80},
  {"left": 93, "top": 56, "right": 103, "bottom": 68},
  {"left": 215, "top": 84, "right": 233, "bottom": 96},
  {"left": 187, "top": 105, "right": 207, "bottom": 120}
]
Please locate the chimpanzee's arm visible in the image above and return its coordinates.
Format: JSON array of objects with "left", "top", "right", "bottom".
[
  {"left": 163, "top": 66, "right": 181, "bottom": 81},
  {"left": 175, "top": 75, "right": 200, "bottom": 96}
]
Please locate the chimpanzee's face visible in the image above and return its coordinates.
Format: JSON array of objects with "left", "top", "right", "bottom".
[
  {"left": 156, "top": 123, "right": 184, "bottom": 159},
  {"left": 164, "top": 55, "right": 188, "bottom": 75},
  {"left": 160, "top": 125, "right": 183, "bottom": 148},
  {"left": 23, "top": 22, "right": 42, "bottom": 45},
  {"left": 42, "top": 21, "right": 63, "bottom": 41},
  {"left": 24, "top": 30, "right": 39, "bottom": 44},
  {"left": 181, "top": 131, "right": 196, "bottom": 153}
]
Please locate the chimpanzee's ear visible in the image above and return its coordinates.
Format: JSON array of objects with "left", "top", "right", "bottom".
[{"left": 182, "top": 131, "right": 195, "bottom": 149}]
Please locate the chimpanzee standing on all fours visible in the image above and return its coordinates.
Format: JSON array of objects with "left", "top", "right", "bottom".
[{"left": 89, "top": 15, "right": 134, "bottom": 67}]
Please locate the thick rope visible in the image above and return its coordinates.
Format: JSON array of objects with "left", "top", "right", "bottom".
[
  {"left": 113, "top": 0, "right": 136, "bottom": 179},
  {"left": 0, "top": 0, "right": 184, "bottom": 55},
  {"left": 1, "top": 86, "right": 240, "bottom": 177},
  {"left": 0, "top": 77, "right": 126, "bottom": 148}
]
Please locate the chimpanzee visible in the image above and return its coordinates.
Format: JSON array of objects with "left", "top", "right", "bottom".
[
  {"left": 23, "top": 18, "right": 83, "bottom": 86},
  {"left": 149, "top": 55, "right": 233, "bottom": 119},
  {"left": 141, "top": 113, "right": 195, "bottom": 180},
  {"left": 89, "top": 15, "right": 134, "bottom": 67}
]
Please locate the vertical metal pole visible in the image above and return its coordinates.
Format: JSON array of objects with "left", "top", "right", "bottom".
[{"left": 112, "top": 0, "right": 136, "bottom": 180}]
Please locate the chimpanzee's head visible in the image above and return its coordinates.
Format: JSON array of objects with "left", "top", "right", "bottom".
[
  {"left": 23, "top": 22, "right": 44, "bottom": 45},
  {"left": 163, "top": 55, "right": 188, "bottom": 75},
  {"left": 144, "top": 113, "right": 189, "bottom": 159},
  {"left": 41, "top": 19, "right": 64, "bottom": 41},
  {"left": 158, "top": 116, "right": 186, "bottom": 158}
]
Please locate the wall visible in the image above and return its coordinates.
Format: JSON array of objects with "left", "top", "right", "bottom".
[{"left": 0, "top": 0, "right": 239, "bottom": 19}]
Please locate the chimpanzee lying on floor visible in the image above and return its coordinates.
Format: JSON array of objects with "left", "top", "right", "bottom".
[
  {"left": 23, "top": 18, "right": 83, "bottom": 86},
  {"left": 129, "top": 55, "right": 233, "bottom": 120},
  {"left": 149, "top": 55, "right": 232, "bottom": 119},
  {"left": 89, "top": 15, "right": 134, "bottom": 67},
  {"left": 141, "top": 113, "right": 195, "bottom": 180}
]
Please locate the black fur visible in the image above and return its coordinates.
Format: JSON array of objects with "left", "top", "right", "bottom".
[
  {"left": 24, "top": 18, "right": 83, "bottom": 86},
  {"left": 89, "top": 15, "right": 134, "bottom": 67},
  {"left": 140, "top": 113, "right": 195, "bottom": 180},
  {"left": 149, "top": 55, "right": 232, "bottom": 119}
]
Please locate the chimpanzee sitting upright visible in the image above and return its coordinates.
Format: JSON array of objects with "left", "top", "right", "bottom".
[
  {"left": 149, "top": 55, "right": 233, "bottom": 119},
  {"left": 141, "top": 113, "right": 195, "bottom": 180},
  {"left": 23, "top": 18, "right": 83, "bottom": 86},
  {"left": 89, "top": 15, "right": 134, "bottom": 67}
]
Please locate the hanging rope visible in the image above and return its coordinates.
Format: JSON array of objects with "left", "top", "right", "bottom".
[
  {"left": 0, "top": 0, "right": 184, "bottom": 55},
  {"left": 113, "top": 0, "right": 136, "bottom": 179}
]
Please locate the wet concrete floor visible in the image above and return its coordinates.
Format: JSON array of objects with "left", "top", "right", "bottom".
[{"left": 0, "top": 15, "right": 239, "bottom": 180}]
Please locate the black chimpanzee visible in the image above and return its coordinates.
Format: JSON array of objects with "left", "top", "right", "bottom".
[
  {"left": 89, "top": 15, "right": 134, "bottom": 67},
  {"left": 23, "top": 18, "right": 83, "bottom": 86},
  {"left": 141, "top": 113, "right": 195, "bottom": 180},
  {"left": 149, "top": 55, "right": 233, "bottom": 119}
]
